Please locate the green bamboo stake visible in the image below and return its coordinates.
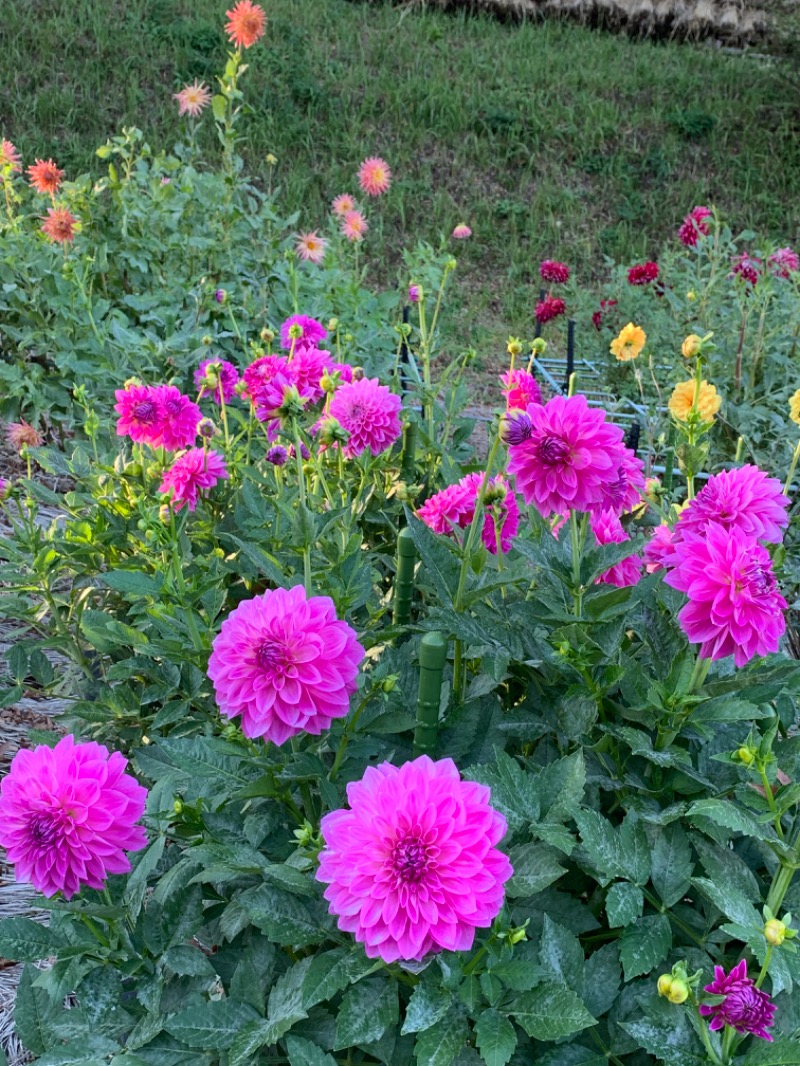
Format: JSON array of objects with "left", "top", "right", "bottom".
[
  {"left": 392, "top": 527, "right": 417, "bottom": 627},
  {"left": 662, "top": 420, "right": 676, "bottom": 498},
  {"left": 401, "top": 420, "right": 417, "bottom": 483},
  {"left": 413, "top": 632, "right": 447, "bottom": 757}
]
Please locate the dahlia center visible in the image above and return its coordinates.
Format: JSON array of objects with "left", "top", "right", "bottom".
[
  {"left": 132, "top": 401, "right": 157, "bottom": 423},
  {"left": 535, "top": 434, "right": 571, "bottom": 466},
  {"left": 740, "top": 562, "right": 775, "bottom": 595},
  {"left": 165, "top": 399, "right": 181, "bottom": 417},
  {"left": 391, "top": 834, "right": 430, "bottom": 884},
  {"left": 28, "top": 811, "right": 61, "bottom": 847},
  {"left": 256, "top": 639, "right": 291, "bottom": 678}
]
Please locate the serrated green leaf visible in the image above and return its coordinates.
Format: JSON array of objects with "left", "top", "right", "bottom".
[
  {"left": 334, "top": 977, "right": 398, "bottom": 1050},
  {"left": 211, "top": 94, "right": 227, "bottom": 121},
  {"left": 285, "top": 1036, "right": 337, "bottom": 1066},
  {"left": 573, "top": 808, "right": 625, "bottom": 883},
  {"left": 691, "top": 876, "right": 761, "bottom": 928},
  {"left": 539, "top": 915, "right": 584, "bottom": 992},
  {"left": 582, "top": 942, "right": 620, "bottom": 1019},
  {"left": 123, "top": 836, "right": 165, "bottom": 921},
  {"left": 506, "top": 843, "right": 566, "bottom": 898},
  {"left": 651, "top": 824, "right": 693, "bottom": 908},
  {"left": 165, "top": 1000, "right": 260, "bottom": 1049},
  {"left": 511, "top": 981, "right": 596, "bottom": 1040},
  {"left": 739, "top": 1038, "right": 800, "bottom": 1064},
  {"left": 605, "top": 882, "right": 643, "bottom": 928},
  {"left": 14, "top": 964, "right": 60, "bottom": 1055},
  {"left": 618, "top": 814, "right": 651, "bottom": 886},
  {"left": 401, "top": 981, "right": 452, "bottom": 1034},
  {"left": 302, "top": 948, "right": 375, "bottom": 1010},
  {"left": 692, "top": 835, "right": 761, "bottom": 900},
  {"left": 239, "top": 884, "right": 326, "bottom": 947},
  {"left": 474, "top": 1008, "right": 516, "bottom": 1066},
  {"left": 535, "top": 751, "right": 586, "bottom": 823},
  {"left": 162, "top": 945, "right": 216, "bottom": 977},
  {"left": 468, "top": 748, "right": 540, "bottom": 832},
  {"left": 102, "top": 570, "right": 162, "bottom": 596},
  {"left": 0, "top": 917, "right": 63, "bottom": 962},
  {"left": 619, "top": 914, "right": 671, "bottom": 980},
  {"left": 414, "top": 1006, "right": 469, "bottom": 1066},
  {"left": 687, "top": 799, "right": 772, "bottom": 840}
]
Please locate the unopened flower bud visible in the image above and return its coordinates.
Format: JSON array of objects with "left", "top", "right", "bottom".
[
  {"left": 644, "top": 477, "right": 663, "bottom": 503},
  {"left": 214, "top": 288, "right": 226, "bottom": 304},
  {"left": 682, "top": 334, "right": 702, "bottom": 359},
  {"left": 317, "top": 416, "right": 347, "bottom": 447},
  {"left": 352, "top": 366, "right": 364, "bottom": 381},
  {"left": 408, "top": 284, "right": 421, "bottom": 303},
  {"left": 198, "top": 417, "right": 218, "bottom": 440},
  {"left": 735, "top": 746, "right": 756, "bottom": 766},
  {"left": 667, "top": 979, "right": 689, "bottom": 1004},
  {"left": 343, "top": 333, "right": 354, "bottom": 344},
  {"left": 381, "top": 675, "right": 399, "bottom": 693},
  {"left": 765, "top": 918, "right": 787, "bottom": 946},
  {"left": 446, "top": 257, "right": 457, "bottom": 271},
  {"left": 499, "top": 411, "right": 533, "bottom": 446},
  {"left": 202, "top": 334, "right": 213, "bottom": 346},
  {"left": 687, "top": 290, "right": 697, "bottom": 302},
  {"left": 321, "top": 370, "right": 336, "bottom": 395},
  {"left": 288, "top": 323, "right": 304, "bottom": 340},
  {"left": 159, "top": 505, "right": 171, "bottom": 523},
  {"left": 266, "top": 153, "right": 277, "bottom": 166},
  {"left": 260, "top": 327, "right": 275, "bottom": 344},
  {"left": 327, "top": 317, "right": 339, "bottom": 332},
  {"left": 507, "top": 336, "right": 523, "bottom": 358},
  {"left": 657, "top": 974, "right": 673, "bottom": 997},
  {"left": 173, "top": 799, "right": 184, "bottom": 814},
  {"left": 531, "top": 338, "right": 547, "bottom": 356}
]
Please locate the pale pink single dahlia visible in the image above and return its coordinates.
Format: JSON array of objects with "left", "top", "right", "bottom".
[
  {"left": 280, "top": 314, "right": 328, "bottom": 351},
  {"left": 114, "top": 384, "right": 162, "bottom": 446},
  {"left": 676, "top": 465, "right": 789, "bottom": 545},
  {"left": 194, "top": 358, "right": 239, "bottom": 404},
  {"left": 152, "top": 385, "right": 202, "bottom": 451},
  {"left": 507, "top": 394, "right": 627, "bottom": 518},
  {"left": 0, "top": 139, "right": 21, "bottom": 171},
  {"left": 540, "top": 259, "right": 570, "bottom": 284},
  {"left": 678, "top": 206, "right": 712, "bottom": 247},
  {"left": 159, "top": 448, "right": 228, "bottom": 512},
  {"left": 358, "top": 156, "right": 391, "bottom": 197},
  {"left": 317, "top": 755, "right": 513, "bottom": 962},
  {"left": 208, "top": 586, "right": 364, "bottom": 746},
  {"left": 0, "top": 734, "right": 147, "bottom": 900},
  {"left": 500, "top": 368, "right": 541, "bottom": 410},
  {"left": 663, "top": 523, "right": 787, "bottom": 667},
  {"left": 341, "top": 209, "right": 368, "bottom": 242},
  {"left": 700, "top": 961, "right": 776, "bottom": 1042},
  {"left": 295, "top": 230, "right": 328, "bottom": 264},
  {"left": 173, "top": 80, "right": 211, "bottom": 117},
  {"left": 331, "top": 193, "right": 356, "bottom": 217},
  {"left": 590, "top": 509, "right": 642, "bottom": 587},
  {"left": 452, "top": 224, "right": 472, "bottom": 240},
  {"left": 328, "top": 377, "right": 402, "bottom": 458},
  {"left": 242, "top": 354, "right": 291, "bottom": 404}
]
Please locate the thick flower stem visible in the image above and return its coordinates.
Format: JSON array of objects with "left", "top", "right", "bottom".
[
  {"left": 755, "top": 945, "right": 773, "bottom": 990},
  {"left": 693, "top": 1002, "right": 724, "bottom": 1066},
  {"left": 758, "top": 764, "right": 785, "bottom": 840},
  {"left": 294, "top": 428, "right": 312, "bottom": 595},
  {"left": 766, "top": 861, "right": 796, "bottom": 917},
  {"left": 570, "top": 509, "right": 584, "bottom": 617}
]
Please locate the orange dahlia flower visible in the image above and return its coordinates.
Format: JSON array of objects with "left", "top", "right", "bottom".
[
  {"left": 27, "top": 158, "right": 64, "bottom": 196},
  {"left": 224, "top": 1, "right": 266, "bottom": 49}
]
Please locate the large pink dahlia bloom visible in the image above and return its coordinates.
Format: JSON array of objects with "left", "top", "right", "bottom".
[
  {"left": 194, "top": 358, "right": 239, "bottom": 404},
  {"left": 152, "top": 385, "right": 202, "bottom": 451},
  {"left": 242, "top": 354, "right": 291, "bottom": 404},
  {"left": 663, "top": 524, "right": 787, "bottom": 667},
  {"left": 290, "top": 345, "right": 332, "bottom": 403},
  {"left": 507, "top": 394, "right": 626, "bottom": 518},
  {"left": 700, "top": 961, "right": 776, "bottom": 1041},
  {"left": 591, "top": 509, "right": 642, "bottom": 587},
  {"left": 159, "top": 448, "right": 228, "bottom": 512},
  {"left": 417, "top": 481, "right": 476, "bottom": 535},
  {"left": 328, "top": 377, "right": 402, "bottom": 458},
  {"left": 114, "top": 384, "right": 162, "bottom": 446},
  {"left": 0, "top": 735, "right": 147, "bottom": 899},
  {"left": 208, "top": 586, "right": 364, "bottom": 746},
  {"left": 417, "top": 474, "right": 520, "bottom": 555},
  {"left": 676, "top": 464, "right": 789, "bottom": 545},
  {"left": 317, "top": 755, "right": 512, "bottom": 962},
  {"left": 280, "top": 314, "right": 327, "bottom": 351},
  {"left": 500, "top": 368, "right": 541, "bottom": 410}
]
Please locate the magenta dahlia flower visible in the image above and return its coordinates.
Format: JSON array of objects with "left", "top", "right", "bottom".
[
  {"left": 417, "top": 481, "right": 476, "bottom": 535},
  {"left": 290, "top": 345, "right": 332, "bottom": 403},
  {"left": 540, "top": 259, "right": 570, "bottom": 284},
  {"left": 461, "top": 473, "right": 521, "bottom": 555},
  {"left": 507, "top": 395, "right": 626, "bottom": 518},
  {"left": 700, "top": 961, "right": 776, "bottom": 1042},
  {"left": 731, "top": 254, "right": 762, "bottom": 286},
  {"left": 159, "top": 447, "right": 228, "bottom": 512},
  {"left": 152, "top": 385, "right": 202, "bottom": 451},
  {"left": 769, "top": 247, "right": 799, "bottom": 279},
  {"left": 590, "top": 509, "right": 641, "bottom": 588},
  {"left": 280, "top": 314, "right": 328, "bottom": 351},
  {"left": 194, "top": 358, "right": 239, "bottom": 404},
  {"left": 328, "top": 377, "right": 402, "bottom": 459},
  {"left": 208, "top": 586, "right": 364, "bottom": 746},
  {"left": 676, "top": 465, "right": 789, "bottom": 545},
  {"left": 0, "top": 735, "right": 147, "bottom": 900},
  {"left": 114, "top": 383, "right": 162, "bottom": 446},
  {"left": 317, "top": 755, "right": 512, "bottom": 962},
  {"left": 501, "top": 368, "right": 541, "bottom": 410},
  {"left": 627, "top": 261, "right": 659, "bottom": 285},
  {"left": 678, "top": 206, "right": 712, "bottom": 247},
  {"left": 664, "top": 523, "right": 787, "bottom": 667},
  {"left": 242, "top": 354, "right": 291, "bottom": 404},
  {"left": 535, "top": 296, "right": 566, "bottom": 324},
  {"left": 597, "top": 447, "right": 645, "bottom": 515},
  {"left": 644, "top": 523, "right": 676, "bottom": 573}
]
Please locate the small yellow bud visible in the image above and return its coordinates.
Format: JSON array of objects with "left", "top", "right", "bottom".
[
  {"left": 201, "top": 334, "right": 213, "bottom": 346},
  {"left": 508, "top": 926, "right": 528, "bottom": 945},
  {"left": 266, "top": 153, "right": 277, "bottom": 166},
  {"left": 687, "top": 290, "right": 697, "bottom": 302},
  {"left": 173, "top": 799, "right": 184, "bottom": 814},
  {"left": 327, "top": 317, "right": 339, "bottom": 332},
  {"left": 667, "top": 979, "right": 689, "bottom": 1004},
  {"left": 682, "top": 334, "right": 703, "bottom": 359},
  {"left": 736, "top": 747, "right": 756, "bottom": 766},
  {"left": 657, "top": 975, "right": 673, "bottom": 997},
  {"left": 765, "top": 918, "right": 787, "bottom": 946},
  {"left": 507, "top": 337, "right": 523, "bottom": 358},
  {"left": 260, "top": 327, "right": 275, "bottom": 344},
  {"left": 531, "top": 338, "right": 547, "bottom": 356}
]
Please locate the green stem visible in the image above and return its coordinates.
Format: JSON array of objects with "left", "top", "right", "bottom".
[
  {"left": 570, "top": 509, "right": 583, "bottom": 617},
  {"left": 294, "top": 428, "right": 312, "bottom": 595},
  {"left": 758, "top": 764, "right": 785, "bottom": 840},
  {"left": 694, "top": 1001, "right": 724, "bottom": 1066},
  {"left": 766, "top": 861, "right": 796, "bottom": 916},
  {"left": 687, "top": 653, "right": 711, "bottom": 694},
  {"left": 755, "top": 944, "right": 773, "bottom": 990},
  {"left": 329, "top": 690, "right": 373, "bottom": 780},
  {"left": 784, "top": 439, "right": 800, "bottom": 498}
]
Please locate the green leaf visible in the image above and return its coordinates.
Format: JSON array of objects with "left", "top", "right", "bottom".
[
  {"left": 506, "top": 843, "right": 566, "bottom": 898},
  {"left": 102, "top": 570, "right": 162, "bottom": 596},
  {"left": 511, "top": 981, "right": 596, "bottom": 1041},
  {"left": 302, "top": 948, "right": 375, "bottom": 1009},
  {"left": 414, "top": 1006, "right": 470, "bottom": 1066},
  {"left": 534, "top": 751, "right": 586, "bottom": 823},
  {"left": 14, "top": 964, "right": 60, "bottom": 1055},
  {"left": 539, "top": 915, "right": 584, "bottom": 992},
  {"left": 468, "top": 748, "right": 540, "bottom": 832},
  {"left": 165, "top": 1000, "right": 260, "bottom": 1050},
  {"left": 0, "top": 917, "right": 63, "bottom": 962},
  {"left": 618, "top": 814, "right": 651, "bottom": 886},
  {"left": 605, "top": 882, "right": 643, "bottom": 928},
  {"left": 573, "top": 808, "right": 625, "bottom": 884},
  {"left": 211, "top": 94, "right": 227, "bottom": 121},
  {"left": 239, "top": 884, "right": 327, "bottom": 947},
  {"left": 692, "top": 835, "right": 761, "bottom": 900},
  {"left": 401, "top": 981, "right": 452, "bottom": 1035},
  {"left": 740, "top": 1039, "right": 800, "bottom": 1065},
  {"left": 686, "top": 798, "right": 772, "bottom": 840},
  {"left": 651, "top": 824, "right": 693, "bottom": 908},
  {"left": 285, "top": 1037, "right": 337, "bottom": 1066},
  {"left": 123, "top": 836, "right": 165, "bottom": 922},
  {"left": 691, "top": 877, "right": 761, "bottom": 928},
  {"left": 582, "top": 942, "right": 620, "bottom": 1019},
  {"left": 334, "top": 977, "right": 398, "bottom": 1050},
  {"left": 474, "top": 1009, "right": 516, "bottom": 1066},
  {"left": 162, "top": 945, "right": 216, "bottom": 977},
  {"left": 619, "top": 914, "right": 671, "bottom": 980},
  {"left": 406, "top": 514, "right": 460, "bottom": 607}
]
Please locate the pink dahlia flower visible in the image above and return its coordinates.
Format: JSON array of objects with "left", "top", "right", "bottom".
[
  {"left": 341, "top": 209, "right": 368, "bottom": 242},
  {"left": 317, "top": 755, "right": 513, "bottom": 962},
  {"left": 7, "top": 420, "right": 43, "bottom": 451},
  {"left": 194, "top": 358, "right": 239, "bottom": 404},
  {"left": 501, "top": 368, "right": 541, "bottom": 411},
  {"left": 358, "top": 157, "right": 391, "bottom": 197},
  {"left": 590, "top": 509, "right": 641, "bottom": 588},
  {"left": 644, "top": 523, "right": 676, "bottom": 574},
  {"left": 597, "top": 446, "right": 646, "bottom": 515},
  {"left": 328, "top": 377, "right": 402, "bottom": 458},
  {"left": 535, "top": 296, "right": 566, "bottom": 324},
  {"left": 769, "top": 247, "right": 799, "bottom": 279},
  {"left": 290, "top": 345, "right": 333, "bottom": 403},
  {"left": 208, "top": 586, "right": 364, "bottom": 746},
  {"left": 700, "top": 961, "right": 776, "bottom": 1042},
  {"left": 678, "top": 206, "right": 712, "bottom": 247},
  {"left": 664, "top": 523, "right": 787, "bottom": 667},
  {"left": 417, "top": 481, "right": 476, "bottom": 535},
  {"left": 114, "top": 384, "right": 162, "bottom": 446},
  {"left": 280, "top": 314, "right": 328, "bottom": 351},
  {"left": 0, "top": 139, "right": 21, "bottom": 171},
  {"left": 731, "top": 254, "right": 762, "bottom": 286},
  {"left": 627, "top": 261, "right": 659, "bottom": 285},
  {"left": 0, "top": 735, "right": 147, "bottom": 900},
  {"left": 242, "top": 354, "right": 291, "bottom": 404},
  {"left": 295, "top": 230, "right": 328, "bottom": 264},
  {"left": 507, "top": 394, "right": 626, "bottom": 519},
  {"left": 677, "top": 464, "right": 789, "bottom": 545},
  {"left": 418, "top": 474, "right": 520, "bottom": 555},
  {"left": 452, "top": 224, "right": 472, "bottom": 240},
  {"left": 500, "top": 411, "right": 533, "bottom": 446},
  {"left": 159, "top": 447, "right": 228, "bottom": 512},
  {"left": 540, "top": 259, "right": 570, "bottom": 284},
  {"left": 331, "top": 193, "right": 356, "bottom": 217},
  {"left": 152, "top": 385, "right": 202, "bottom": 451}
]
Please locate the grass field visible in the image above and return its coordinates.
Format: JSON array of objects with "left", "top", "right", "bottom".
[{"left": 3, "top": 0, "right": 800, "bottom": 345}]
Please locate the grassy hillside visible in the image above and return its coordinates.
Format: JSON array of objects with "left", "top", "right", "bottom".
[{"left": 3, "top": 0, "right": 799, "bottom": 343}]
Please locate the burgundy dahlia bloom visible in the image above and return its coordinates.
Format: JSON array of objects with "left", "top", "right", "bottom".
[
  {"left": 535, "top": 296, "right": 566, "bottom": 324},
  {"left": 194, "top": 358, "right": 239, "bottom": 404},
  {"left": 700, "top": 961, "right": 776, "bottom": 1042},
  {"left": 769, "top": 247, "right": 799, "bottom": 279},
  {"left": 664, "top": 523, "right": 787, "bottom": 667},
  {"left": 678, "top": 206, "right": 712, "bottom": 247},
  {"left": 242, "top": 354, "right": 291, "bottom": 404},
  {"left": 159, "top": 447, "right": 228, "bottom": 512},
  {"left": 540, "top": 259, "right": 570, "bottom": 284},
  {"left": 208, "top": 586, "right": 364, "bottom": 746},
  {"left": 591, "top": 298, "right": 617, "bottom": 332},
  {"left": 627, "top": 261, "right": 659, "bottom": 285},
  {"left": 676, "top": 465, "right": 789, "bottom": 545},
  {"left": 731, "top": 254, "right": 762, "bottom": 286},
  {"left": 501, "top": 368, "right": 541, "bottom": 410},
  {"left": 317, "top": 755, "right": 513, "bottom": 962},
  {"left": 507, "top": 394, "right": 627, "bottom": 518},
  {"left": 0, "top": 735, "right": 147, "bottom": 900},
  {"left": 280, "top": 314, "right": 328, "bottom": 351},
  {"left": 152, "top": 385, "right": 203, "bottom": 451},
  {"left": 590, "top": 509, "right": 641, "bottom": 587},
  {"left": 114, "top": 384, "right": 161, "bottom": 446},
  {"left": 328, "top": 377, "right": 402, "bottom": 458}
]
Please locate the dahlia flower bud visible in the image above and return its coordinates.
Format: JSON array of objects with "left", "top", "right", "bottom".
[
  {"left": 288, "top": 323, "right": 304, "bottom": 340},
  {"left": 446, "top": 257, "right": 458, "bottom": 271},
  {"left": 316, "top": 416, "right": 347, "bottom": 447},
  {"left": 202, "top": 334, "right": 213, "bottom": 346},
  {"left": 266, "top": 445, "right": 288, "bottom": 467},
  {"left": 352, "top": 366, "right": 364, "bottom": 381},
  {"left": 531, "top": 338, "right": 547, "bottom": 355},
  {"left": 765, "top": 918, "right": 787, "bottom": 946},
  {"left": 658, "top": 975, "right": 689, "bottom": 1004},
  {"left": 293, "top": 820, "right": 316, "bottom": 847},
  {"left": 687, "top": 290, "right": 697, "bottom": 301},
  {"left": 0, "top": 478, "right": 10, "bottom": 500},
  {"left": 408, "top": 284, "right": 421, "bottom": 303},
  {"left": 507, "top": 336, "right": 523, "bottom": 358},
  {"left": 214, "top": 288, "right": 226, "bottom": 304},
  {"left": 644, "top": 477, "right": 663, "bottom": 504},
  {"left": 734, "top": 746, "right": 756, "bottom": 766},
  {"left": 500, "top": 411, "right": 533, "bottom": 446},
  {"left": 682, "top": 334, "right": 703, "bottom": 359},
  {"left": 657, "top": 974, "right": 673, "bottom": 997},
  {"left": 327, "top": 317, "right": 339, "bottom": 331},
  {"left": 260, "top": 327, "right": 275, "bottom": 344},
  {"left": 198, "top": 417, "right": 218, "bottom": 439},
  {"left": 266, "top": 153, "right": 277, "bottom": 166}
]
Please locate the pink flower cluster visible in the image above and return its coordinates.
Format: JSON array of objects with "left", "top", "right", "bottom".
[
  {"left": 317, "top": 755, "right": 512, "bottom": 962},
  {"left": 194, "top": 358, "right": 239, "bottom": 404},
  {"left": 731, "top": 253, "right": 762, "bottom": 286},
  {"left": 591, "top": 510, "right": 641, "bottom": 588},
  {"left": 418, "top": 472, "right": 520, "bottom": 554},
  {"left": 540, "top": 259, "right": 570, "bottom": 284},
  {"left": 328, "top": 377, "right": 402, "bottom": 458},
  {"left": 115, "top": 384, "right": 202, "bottom": 451},
  {"left": 768, "top": 246, "right": 799, "bottom": 279}
]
